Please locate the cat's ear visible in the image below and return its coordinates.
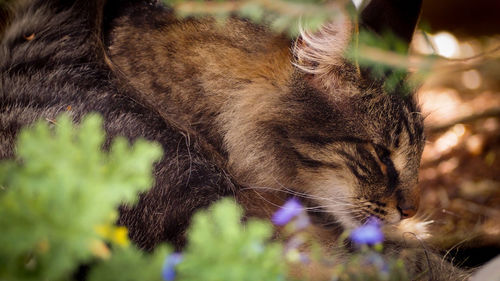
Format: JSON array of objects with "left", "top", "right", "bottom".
[
  {"left": 292, "top": 5, "right": 354, "bottom": 88},
  {"left": 357, "top": 0, "right": 423, "bottom": 95},
  {"left": 293, "top": 0, "right": 423, "bottom": 89},
  {"left": 359, "top": 0, "right": 423, "bottom": 50}
]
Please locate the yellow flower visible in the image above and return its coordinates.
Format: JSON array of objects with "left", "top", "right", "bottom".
[
  {"left": 94, "top": 224, "right": 130, "bottom": 247},
  {"left": 112, "top": 226, "right": 130, "bottom": 247}
]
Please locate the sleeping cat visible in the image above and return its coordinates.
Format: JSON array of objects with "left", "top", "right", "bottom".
[
  {"left": 105, "top": 1, "right": 472, "bottom": 279},
  {"left": 106, "top": 0, "right": 424, "bottom": 231},
  {"left": 0, "top": 0, "right": 469, "bottom": 279}
]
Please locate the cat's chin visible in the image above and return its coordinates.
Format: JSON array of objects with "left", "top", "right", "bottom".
[
  {"left": 383, "top": 218, "right": 433, "bottom": 246},
  {"left": 337, "top": 213, "right": 433, "bottom": 245}
]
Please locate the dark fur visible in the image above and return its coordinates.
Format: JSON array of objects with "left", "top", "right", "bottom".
[{"left": 0, "top": 0, "right": 238, "bottom": 250}]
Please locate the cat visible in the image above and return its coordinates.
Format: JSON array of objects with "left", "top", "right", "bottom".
[
  {"left": 104, "top": 1, "right": 471, "bottom": 279},
  {"left": 106, "top": 0, "right": 424, "bottom": 231},
  {"left": 0, "top": 0, "right": 470, "bottom": 279}
]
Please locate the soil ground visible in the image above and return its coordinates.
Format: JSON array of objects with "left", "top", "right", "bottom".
[{"left": 413, "top": 34, "right": 500, "bottom": 268}]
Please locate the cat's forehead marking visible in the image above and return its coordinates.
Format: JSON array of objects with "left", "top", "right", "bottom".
[{"left": 392, "top": 150, "right": 408, "bottom": 173}]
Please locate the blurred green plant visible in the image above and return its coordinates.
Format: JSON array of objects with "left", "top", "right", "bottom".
[
  {"left": 174, "top": 198, "right": 286, "bottom": 281},
  {"left": 331, "top": 250, "right": 409, "bottom": 281},
  {"left": 347, "top": 30, "right": 421, "bottom": 95},
  {"left": 88, "top": 246, "right": 169, "bottom": 281},
  {"left": 162, "top": 0, "right": 349, "bottom": 36},
  {"left": 0, "top": 114, "right": 162, "bottom": 280}
]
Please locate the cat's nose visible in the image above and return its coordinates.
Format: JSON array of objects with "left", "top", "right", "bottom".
[
  {"left": 396, "top": 187, "right": 420, "bottom": 219},
  {"left": 397, "top": 201, "right": 418, "bottom": 219}
]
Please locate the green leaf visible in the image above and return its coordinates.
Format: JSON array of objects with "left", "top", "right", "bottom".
[
  {"left": 88, "top": 246, "right": 170, "bottom": 281},
  {"left": 0, "top": 113, "right": 162, "bottom": 281},
  {"left": 177, "top": 198, "right": 286, "bottom": 281}
]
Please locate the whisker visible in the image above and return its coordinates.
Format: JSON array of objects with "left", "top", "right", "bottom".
[{"left": 243, "top": 185, "right": 366, "bottom": 204}]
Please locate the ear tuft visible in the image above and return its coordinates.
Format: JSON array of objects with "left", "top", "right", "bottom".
[{"left": 292, "top": 11, "right": 352, "bottom": 83}]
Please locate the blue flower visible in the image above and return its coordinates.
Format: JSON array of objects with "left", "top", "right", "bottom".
[
  {"left": 350, "top": 217, "right": 384, "bottom": 245},
  {"left": 272, "top": 198, "right": 303, "bottom": 226},
  {"left": 162, "top": 253, "right": 183, "bottom": 281}
]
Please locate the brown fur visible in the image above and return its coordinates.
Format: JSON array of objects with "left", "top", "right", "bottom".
[{"left": 106, "top": 2, "right": 425, "bottom": 230}]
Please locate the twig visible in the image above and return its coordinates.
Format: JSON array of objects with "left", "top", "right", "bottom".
[
  {"left": 358, "top": 44, "right": 500, "bottom": 74},
  {"left": 169, "top": 1, "right": 500, "bottom": 78},
  {"left": 426, "top": 107, "right": 500, "bottom": 133},
  {"left": 171, "top": 0, "right": 344, "bottom": 19}
]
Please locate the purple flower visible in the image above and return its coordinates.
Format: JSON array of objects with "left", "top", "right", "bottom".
[
  {"left": 350, "top": 217, "right": 384, "bottom": 245},
  {"left": 272, "top": 198, "right": 303, "bottom": 226},
  {"left": 162, "top": 253, "right": 183, "bottom": 281}
]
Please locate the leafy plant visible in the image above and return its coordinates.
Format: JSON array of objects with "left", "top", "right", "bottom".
[
  {"left": 175, "top": 198, "right": 286, "bottom": 281},
  {"left": 0, "top": 114, "right": 162, "bottom": 281},
  {"left": 162, "top": 0, "right": 349, "bottom": 36},
  {"left": 88, "top": 246, "right": 169, "bottom": 281}
]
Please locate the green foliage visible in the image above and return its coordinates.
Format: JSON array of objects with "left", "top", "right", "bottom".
[
  {"left": 162, "top": 0, "right": 348, "bottom": 36},
  {"left": 88, "top": 246, "right": 169, "bottom": 281},
  {"left": 331, "top": 249, "right": 409, "bottom": 281},
  {"left": 177, "top": 198, "right": 286, "bottom": 281},
  {"left": 347, "top": 30, "right": 415, "bottom": 95},
  {"left": 0, "top": 114, "right": 162, "bottom": 281}
]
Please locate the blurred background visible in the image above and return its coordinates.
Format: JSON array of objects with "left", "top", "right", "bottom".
[{"left": 410, "top": 0, "right": 500, "bottom": 268}]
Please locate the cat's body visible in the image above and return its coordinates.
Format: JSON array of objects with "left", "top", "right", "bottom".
[
  {"left": 0, "top": 0, "right": 470, "bottom": 279},
  {"left": 107, "top": 1, "right": 424, "bottom": 231}
]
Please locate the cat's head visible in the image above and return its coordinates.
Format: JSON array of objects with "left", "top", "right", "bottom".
[
  {"left": 279, "top": 71, "right": 425, "bottom": 229},
  {"left": 229, "top": 0, "right": 424, "bottom": 230}
]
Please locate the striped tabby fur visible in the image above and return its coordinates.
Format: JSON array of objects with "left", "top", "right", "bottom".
[{"left": 106, "top": 1, "right": 425, "bottom": 231}]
